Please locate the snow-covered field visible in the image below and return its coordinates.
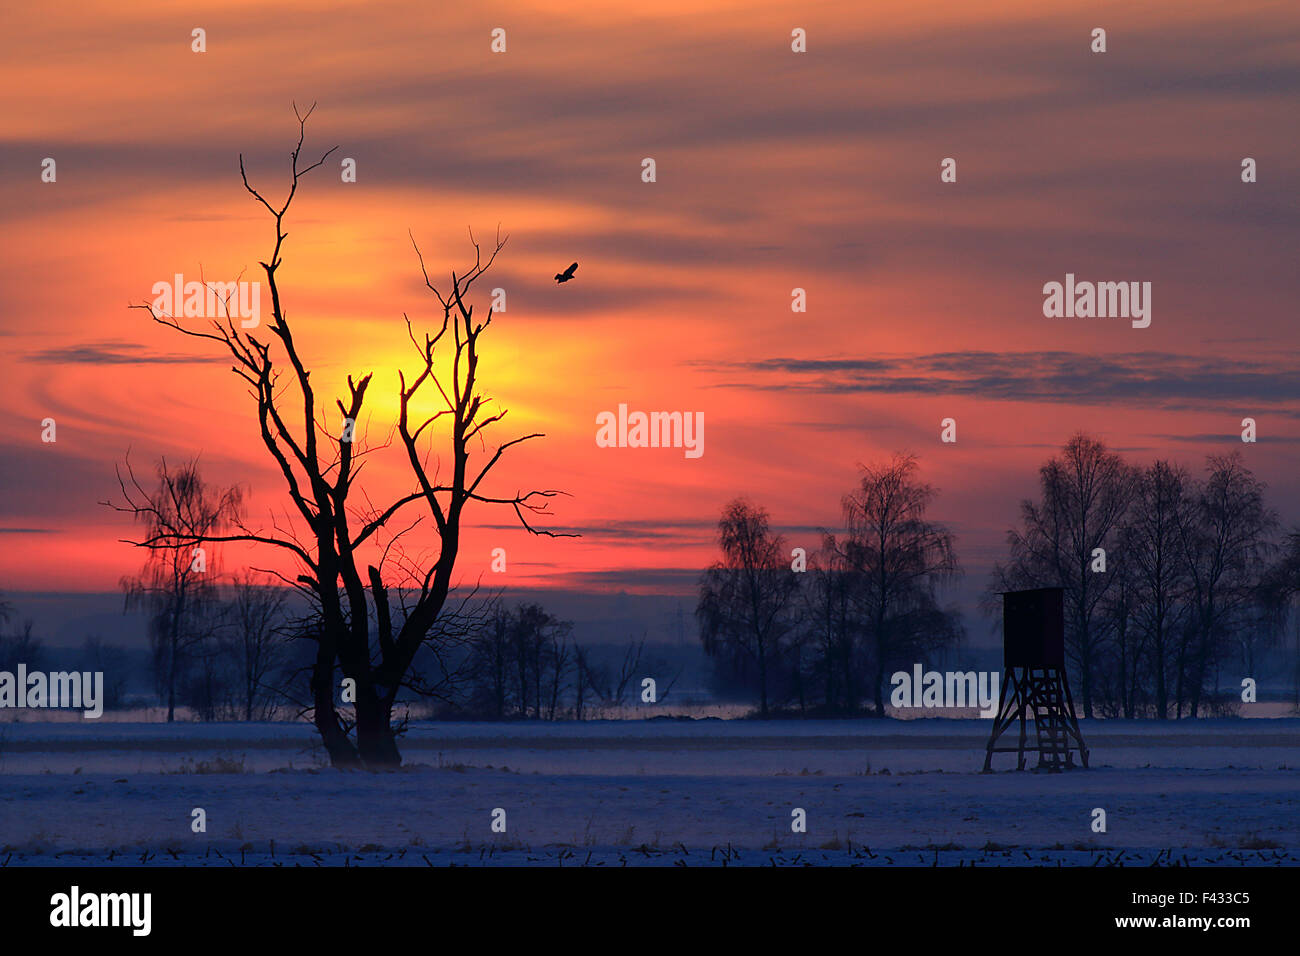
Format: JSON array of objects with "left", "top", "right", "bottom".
[{"left": 1, "top": 719, "right": 1296, "bottom": 866}]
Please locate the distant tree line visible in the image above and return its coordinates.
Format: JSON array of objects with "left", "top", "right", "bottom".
[
  {"left": 5, "top": 455, "right": 679, "bottom": 723},
  {"left": 698, "top": 437, "right": 1300, "bottom": 719},
  {"left": 697, "top": 454, "right": 963, "bottom": 718},
  {"left": 1, "top": 579, "right": 680, "bottom": 723},
  {"left": 0, "top": 597, "right": 155, "bottom": 712},
  {"left": 423, "top": 602, "right": 680, "bottom": 720},
  {"left": 992, "top": 433, "right": 1294, "bottom": 720}
]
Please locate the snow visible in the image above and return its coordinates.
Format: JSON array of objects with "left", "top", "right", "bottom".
[{"left": 1, "top": 718, "right": 1296, "bottom": 866}]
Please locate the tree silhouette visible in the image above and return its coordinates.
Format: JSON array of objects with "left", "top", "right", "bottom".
[
  {"left": 222, "top": 570, "right": 290, "bottom": 721},
  {"left": 112, "top": 105, "right": 569, "bottom": 767},
  {"left": 697, "top": 498, "right": 799, "bottom": 717},
  {"left": 1124, "top": 460, "right": 1194, "bottom": 719},
  {"left": 992, "top": 434, "right": 1133, "bottom": 718},
  {"left": 114, "top": 456, "right": 241, "bottom": 722},
  {"left": 1174, "top": 452, "right": 1277, "bottom": 716},
  {"left": 838, "top": 454, "right": 962, "bottom": 717}
]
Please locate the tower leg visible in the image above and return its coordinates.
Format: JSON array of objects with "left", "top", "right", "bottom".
[
  {"left": 1059, "top": 669, "right": 1089, "bottom": 768},
  {"left": 1016, "top": 671, "right": 1028, "bottom": 771},
  {"left": 982, "top": 668, "right": 1014, "bottom": 772}
]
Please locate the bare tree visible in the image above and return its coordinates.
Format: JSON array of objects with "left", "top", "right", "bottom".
[
  {"left": 508, "top": 603, "right": 570, "bottom": 719},
  {"left": 571, "top": 643, "right": 602, "bottom": 720},
  {"left": 603, "top": 636, "right": 682, "bottom": 709},
  {"left": 469, "top": 604, "right": 513, "bottom": 719},
  {"left": 223, "top": 570, "right": 289, "bottom": 721},
  {"left": 1096, "top": 535, "right": 1145, "bottom": 717},
  {"left": 1124, "top": 460, "right": 1193, "bottom": 719},
  {"left": 547, "top": 629, "right": 569, "bottom": 720},
  {"left": 0, "top": 620, "right": 42, "bottom": 674},
  {"left": 112, "top": 106, "right": 569, "bottom": 766},
  {"left": 697, "top": 499, "right": 799, "bottom": 717},
  {"left": 800, "top": 535, "right": 860, "bottom": 714},
  {"left": 81, "top": 636, "right": 130, "bottom": 711},
  {"left": 1175, "top": 452, "right": 1276, "bottom": 717},
  {"left": 839, "top": 454, "right": 962, "bottom": 717},
  {"left": 113, "top": 456, "right": 241, "bottom": 722},
  {"left": 608, "top": 636, "right": 647, "bottom": 708},
  {"left": 993, "top": 434, "right": 1134, "bottom": 718},
  {"left": 0, "top": 595, "right": 40, "bottom": 674}
]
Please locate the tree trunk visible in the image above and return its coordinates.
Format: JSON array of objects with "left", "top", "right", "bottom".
[
  {"left": 1155, "top": 640, "right": 1167, "bottom": 720},
  {"left": 1190, "top": 633, "right": 1207, "bottom": 718},
  {"left": 870, "top": 617, "right": 888, "bottom": 718},
  {"left": 1077, "top": 611, "right": 1095, "bottom": 719},
  {"left": 311, "top": 641, "right": 361, "bottom": 768},
  {"left": 1174, "top": 641, "right": 1186, "bottom": 720},
  {"left": 355, "top": 691, "right": 401, "bottom": 768}
]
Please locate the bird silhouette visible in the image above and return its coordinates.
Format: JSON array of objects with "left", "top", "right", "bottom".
[{"left": 554, "top": 262, "right": 578, "bottom": 283}]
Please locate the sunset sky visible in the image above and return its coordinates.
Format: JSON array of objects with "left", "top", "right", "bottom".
[{"left": 2, "top": 0, "right": 1297, "bottom": 639}]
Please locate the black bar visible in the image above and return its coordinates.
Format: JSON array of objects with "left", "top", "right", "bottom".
[{"left": 0, "top": 864, "right": 1281, "bottom": 943}]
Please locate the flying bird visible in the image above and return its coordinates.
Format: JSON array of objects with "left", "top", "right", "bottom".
[{"left": 554, "top": 262, "right": 578, "bottom": 284}]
